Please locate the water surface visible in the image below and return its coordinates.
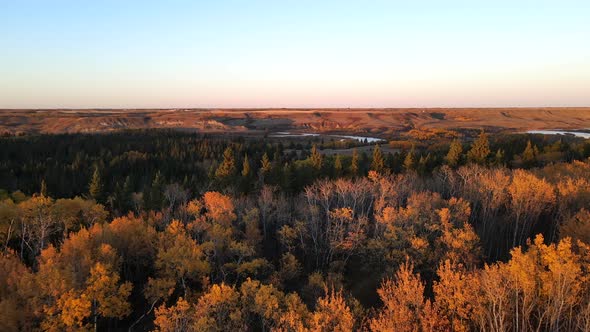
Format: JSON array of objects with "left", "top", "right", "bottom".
[
  {"left": 526, "top": 130, "right": 590, "bottom": 139},
  {"left": 270, "top": 132, "right": 385, "bottom": 143}
]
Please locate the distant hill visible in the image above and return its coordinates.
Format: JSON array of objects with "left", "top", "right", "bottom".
[{"left": 1, "top": 108, "right": 589, "bottom": 136}]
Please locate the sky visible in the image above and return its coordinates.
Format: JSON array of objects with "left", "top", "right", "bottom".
[{"left": 1, "top": 1, "right": 589, "bottom": 108}]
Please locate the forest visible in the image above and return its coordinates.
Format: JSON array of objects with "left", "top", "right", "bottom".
[{"left": 1, "top": 130, "right": 590, "bottom": 331}]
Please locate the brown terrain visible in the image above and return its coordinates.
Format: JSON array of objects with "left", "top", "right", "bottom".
[{"left": 1, "top": 108, "right": 589, "bottom": 137}]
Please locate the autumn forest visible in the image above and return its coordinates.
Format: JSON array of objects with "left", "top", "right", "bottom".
[{"left": 1, "top": 130, "right": 590, "bottom": 332}]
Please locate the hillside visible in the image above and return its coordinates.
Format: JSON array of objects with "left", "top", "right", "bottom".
[{"left": 1, "top": 108, "right": 589, "bottom": 136}]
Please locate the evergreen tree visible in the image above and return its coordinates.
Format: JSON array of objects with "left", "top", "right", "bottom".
[
  {"left": 122, "top": 175, "right": 133, "bottom": 211},
  {"left": 261, "top": 153, "right": 272, "bottom": 174},
  {"left": 417, "top": 153, "right": 431, "bottom": 175},
  {"left": 258, "top": 152, "right": 273, "bottom": 186},
  {"left": 467, "top": 131, "right": 491, "bottom": 165},
  {"left": 445, "top": 139, "right": 463, "bottom": 167},
  {"left": 89, "top": 166, "right": 103, "bottom": 202},
  {"left": 310, "top": 144, "right": 323, "bottom": 171},
  {"left": 371, "top": 145, "right": 385, "bottom": 173},
  {"left": 241, "top": 153, "right": 251, "bottom": 177},
  {"left": 522, "top": 140, "right": 538, "bottom": 167},
  {"left": 148, "top": 171, "right": 164, "bottom": 210},
  {"left": 385, "top": 152, "right": 395, "bottom": 173},
  {"left": 40, "top": 178, "right": 48, "bottom": 197},
  {"left": 334, "top": 154, "right": 343, "bottom": 177},
  {"left": 350, "top": 148, "right": 359, "bottom": 177},
  {"left": 270, "top": 149, "right": 284, "bottom": 185},
  {"left": 207, "top": 163, "right": 217, "bottom": 182},
  {"left": 403, "top": 147, "right": 415, "bottom": 171},
  {"left": 281, "top": 162, "right": 294, "bottom": 193},
  {"left": 215, "top": 146, "right": 237, "bottom": 180},
  {"left": 273, "top": 149, "right": 282, "bottom": 167},
  {"left": 494, "top": 148, "right": 505, "bottom": 166},
  {"left": 239, "top": 155, "right": 252, "bottom": 192},
  {"left": 113, "top": 181, "right": 124, "bottom": 211}
]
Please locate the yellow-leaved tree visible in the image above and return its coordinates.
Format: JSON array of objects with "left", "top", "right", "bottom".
[{"left": 311, "top": 288, "right": 354, "bottom": 332}]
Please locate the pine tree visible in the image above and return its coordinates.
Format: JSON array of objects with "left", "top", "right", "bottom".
[
  {"left": 494, "top": 148, "right": 505, "bottom": 166},
  {"left": 445, "top": 139, "right": 463, "bottom": 167},
  {"left": 207, "top": 163, "right": 217, "bottom": 182},
  {"left": 404, "top": 147, "right": 415, "bottom": 171},
  {"left": 273, "top": 149, "right": 282, "bottom": 168},
  {"left": 310, "top": 144, "right": 323, "bottom": 171},
  {"left": 241, "top": 153, "right": 251, "bottom": 177},
  {"left": 259, "top": 152, "right": 273, "bottom": 185},
  {"left": 260, "top": 153, "right": 272, "bottom": 175},
  {"left": 40, "top": 178, "right": 48, "bottom": 197},
  {"left": 350, "top": 148, "right": 359, "bottom": 177},
  {"left": 122, "top": 176, "right": 133, "bottom": 211},
  {"left": 89, "top": 166, "right": 103, "bottom": 202},
  {"left": 215, "top": 146, "right": 236, "bottom": 180},
  {"left": 371, "top": 145, "right": 385, "bottom": 173},
  {"left": 467, "top": 131, "right": 491, "bottom": 165},
  {"left": 334, "top": 154, "right": 343, "bottom": 177},
  {"left": 418, "top": 154, "right": 431, "bottom": 175},
  {"left": 149, "top": 171, "right": 164, "bottom": 210},
  {"left": 281, "top": 162, "right": 294, "bottom": 193},
  {"left": 522, "top": 140, "right": 538, "bottom": 167},
  {"left": 239, "top": 154, "right": 253, "bottom": 194}
]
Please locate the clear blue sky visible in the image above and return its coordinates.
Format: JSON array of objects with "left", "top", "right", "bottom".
[{"left": 1, "top": 1, "right": 589, "bottom": 108}]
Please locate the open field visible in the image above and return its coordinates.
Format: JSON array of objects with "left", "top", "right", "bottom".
[{"left": 1, "top": 108, "right": 589, "bottom": 137}]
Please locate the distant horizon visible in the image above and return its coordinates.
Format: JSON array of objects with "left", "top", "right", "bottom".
[
  {"left": 1, "top": 1, "right": 589, "bottom": 108},
  {"left": 3, "top": 106, "right": 590, "bottom": 111}
]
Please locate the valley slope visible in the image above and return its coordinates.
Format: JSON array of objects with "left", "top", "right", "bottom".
[{"left": 1, "top": 108, "right": 589, "bottom": 136}]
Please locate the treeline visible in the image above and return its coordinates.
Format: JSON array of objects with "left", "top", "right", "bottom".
[
  {"left": 1, "top": 130, "right": 590, "bottom": 205},
  {"left": 1, "top": 131, "right": 590, "bottom": 331}
]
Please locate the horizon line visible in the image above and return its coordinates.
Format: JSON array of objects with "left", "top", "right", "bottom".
[{"left": 2, "top": 106, "right": 590, "bottom": 111}]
